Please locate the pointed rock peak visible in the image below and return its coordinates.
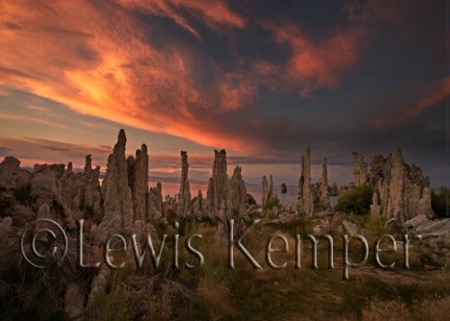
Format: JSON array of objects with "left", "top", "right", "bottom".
[
  {"left": 214, "top": 149, "right": 226, "bottom": 157},
  {"left": 118, "top": 129, "right": 127, "bottom": 146},
  {"left": 141, "top": 144, "right": 147, "bottom": 153},
  {"left": 84, "top": 155, "right": 92, "bottom": 170},
  {"left": 67, "top": 162, "right": 73, "bottom": 172},
  {"left": 393, "top": 147, "right": 404, "bottom": 164}
]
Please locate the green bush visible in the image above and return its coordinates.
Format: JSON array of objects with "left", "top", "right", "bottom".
[
  {"left": 86, "top": 270, "right": 131, "bottom": 321},
  {"left": 263, "top": 196, "right": 280, "bottom": 210},
  {"left": 432, "top": 186, "right": 450, "bottom": 218},
  {"left": 335, "top": 185, "right": 373, "bottom": 215}
]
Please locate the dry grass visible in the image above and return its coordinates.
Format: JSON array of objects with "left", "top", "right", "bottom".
[
  {"left": 362, "top": 296, "right": 450, "bottom": 321},
  {"left": 2, "top": 216, "right": 450, "bottom": 321}
]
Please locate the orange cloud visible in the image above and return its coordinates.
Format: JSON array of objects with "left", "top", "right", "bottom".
[
  {"left": 218, "top": 71, "right": 257, "bottom": 111},
  {"left": 262, "top": 22, "right": 361, "bottom": 97},
  {"left": 0, "top": 0, "right": 259, "bottom": 153}
]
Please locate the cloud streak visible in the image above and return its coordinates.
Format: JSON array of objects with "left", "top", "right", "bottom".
[
  {"left": 117, "top": 0, "right": 245, "bottom": 39},
  {"left": 258, "top": 22, "right": 362, "bottom": 97},
  {"left": 373, "top": 77, "right": 450, "bottom": 132}
]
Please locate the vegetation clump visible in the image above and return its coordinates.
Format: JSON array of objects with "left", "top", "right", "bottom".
[
  {"left": 431, "top": 186, "right": 450, "bottom": 218},
  {"left": 335, "top": 185, "right": 373, "bottom": 215},
  {"left": 263, "top": 196, "right": 280, "bottom": 210}
]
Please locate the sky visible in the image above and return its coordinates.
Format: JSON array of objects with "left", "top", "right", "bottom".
[{"left": 0, "top": 0, "right": 448, "bottom": 190}]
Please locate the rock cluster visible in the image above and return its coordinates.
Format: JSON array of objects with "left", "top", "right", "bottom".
[
  {"left": 96, "top": 129, "right": 134, "bottom": 237},
  {"left": 128, "top": 144, "right": 149, "bottom": 222},
  {"left": 202, "top": 150, "right": 254, "bottom": 242},
  {"left": 0, "top": 129, "right": 260, "bottom": 319},
  {"left": 353, "top": 148, "right": 433, "bottom": 223},
  {"left": 93, "top": 130, "right": 162, "bottom": 241},
  {"left": 297, "top": 148, "right": 330, "bottom": 216},
  {"left": 405, "top": 214, "right": 450, "bottom": 267},
  {"left": 205, "top": 151, "right": 250, "bottom": 220},
  {"left": 0, "top": 155, "right": 104, "bottom": 228}
]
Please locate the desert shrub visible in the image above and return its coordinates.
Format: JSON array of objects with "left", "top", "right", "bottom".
[
  {"left": 335, "top": 185, "right": 373, "bottom": 215},
  {"left": 86, "top": 270, "right": 131, "bottom": 321},
  {"left": 362, "top": 296, "right": 450, "bottom": 321},
  {"left": 432, "top": 186, "right": 450, "bottom": 218},
  {"left": 263, "top": 196, "right": 280, "bottom": 210},
  {"left": 178, "top": 216, "right": 198, "bottom": 236}
]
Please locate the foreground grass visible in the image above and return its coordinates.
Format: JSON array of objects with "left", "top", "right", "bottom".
[
  {"left": 180, "top": 218, "right": 450, "bottom": 321},
  {"left": 3, "top": 215, "right": 449, "bottom": 321}
]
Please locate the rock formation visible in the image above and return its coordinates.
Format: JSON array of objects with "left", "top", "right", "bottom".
[
  {"left": 0, "top": 156, "right": 28, "bottom": 190},
  {"left": 0, "top": 153, "right": 106, "bottom": 228},
  {"left": 148, "top": 182, "right": 163, "bottom": 221},
  {"left": 262, "top": 175, "right": 269, "bottom": 205},
  {"left": 262, "top": 174, "right": 278, "bottom": 209},
  {"left": 352, "top": 152, "right": 368, "bottom": 187},
  {"left": 96, "top": 129, "right": 134, "bottom": 238},
  {"left": 405, "top": 214, "right": 450, "bottom": 267},
  {"left": 296, "top": 149, "right": 331, "bottom": 215},
  {"left": 370, "top": 191, "right": 382, "bottom": 216},
  {"left": 191, "top": 190, "right": 204, "bottom": 217},
  {"left": 79, "top": 155, "right": 102, "bottom": 220},
  {"left": 297, "top": 147, "right": 314, "bottom": 215},
  {"left": 317, "top": 157, "right": 330, "bottom": 210},
  {"left": 177, "top": 151, "right": 191, "bottom": 217},
  {"left": 269, "top": 174, "right": 274, "bottom": 200},
  {"left": 59, "top": 163, "right": 82, "bottom": 220},
  {"left": 30, "top": 164, "right": 76, "bottom": 227},
  {"left": 128, "top": 144, "right": 149, "bottom": 222},
  {"left": 205, "top": 149, "right": 228, "bottom": 218},
  {"left": 226, "top": 166, "right": 247, "bottom": 218},
  {"left": 215, "top": 166, "right": 247, "bottom": 243},
  {"left": 281, "top": 183, "right": 287, "bottom": 194},
  {"left": 356, "top": 148, "right": 433, "bottom": 224}
]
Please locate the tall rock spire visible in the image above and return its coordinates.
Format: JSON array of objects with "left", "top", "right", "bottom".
[
  {"left": 177, "top": 151, "right": 191, "bottom": 217},
  {"left": 96, "top": 129, "right": 134, "bottom": 239},
  {"left": 297, "top": 147, "right": 314, "bottom": 215}
]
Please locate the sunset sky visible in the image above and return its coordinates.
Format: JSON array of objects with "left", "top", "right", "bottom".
[{"left": 0, "top": 0, "right": 448, "bottom": 189}]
